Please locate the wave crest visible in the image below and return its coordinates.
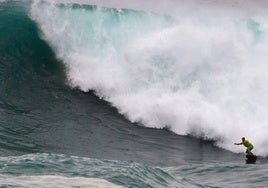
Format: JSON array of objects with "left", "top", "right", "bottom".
[{"left": 30, "top": 1, "right": 268, "bottom": 156}]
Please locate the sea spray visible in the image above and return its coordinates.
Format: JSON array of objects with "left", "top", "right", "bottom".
[{"left": 31, "top": 0, "right": 268, "bottom": 156}]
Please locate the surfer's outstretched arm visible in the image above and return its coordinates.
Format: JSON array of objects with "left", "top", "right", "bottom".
[{"left": 234, "top": 143, "right": 242, "bottom": 145}]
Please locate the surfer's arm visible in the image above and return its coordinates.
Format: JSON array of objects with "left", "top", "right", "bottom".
[{"left": 234, "top": 142, "right": 242, "bottom": 145}]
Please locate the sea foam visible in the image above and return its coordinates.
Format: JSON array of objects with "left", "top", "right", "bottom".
[{"left": 0, "top": 175, "right": 123, "bottom": 188}]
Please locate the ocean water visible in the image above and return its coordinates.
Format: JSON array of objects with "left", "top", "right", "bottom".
[{"left": 1, "top": 0, "right": 268, "bottom": 187}]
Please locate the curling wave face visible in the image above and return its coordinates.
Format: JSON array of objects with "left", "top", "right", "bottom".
[{"left": 30, "top": 0, "right": 268, "bottom": 156}]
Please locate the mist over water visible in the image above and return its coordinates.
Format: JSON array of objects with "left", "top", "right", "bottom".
[{"left": 30, "top": 0, "right": 268, "bottom": 156}]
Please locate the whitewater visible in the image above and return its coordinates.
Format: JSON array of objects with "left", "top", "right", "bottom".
[{"left": 29, "top": 0, "right": 268, "bottom": 156}]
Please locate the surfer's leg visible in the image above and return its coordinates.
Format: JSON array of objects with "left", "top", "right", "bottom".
[{"left": 247, "top": 145, "right": 253, "bottom": 155}]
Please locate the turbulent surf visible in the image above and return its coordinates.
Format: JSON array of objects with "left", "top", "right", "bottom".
[{"left": 1, "top": 0, "right": 268, "bottom": 187}]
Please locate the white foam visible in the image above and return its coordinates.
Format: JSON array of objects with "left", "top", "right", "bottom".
[
  {"left": 0, "top": 174, "right": 123, "bottom": 188},
  {"left": 30, "top": 1, "right": 268, "bottom": 156}
]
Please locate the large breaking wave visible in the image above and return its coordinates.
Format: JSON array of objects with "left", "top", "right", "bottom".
[{"left": 30, "top": 0, "right": 268, "bottom": 156}]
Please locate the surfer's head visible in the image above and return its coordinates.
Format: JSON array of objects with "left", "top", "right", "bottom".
[{"left": 242, "top": 137, "right": 245, "bottom": 141}]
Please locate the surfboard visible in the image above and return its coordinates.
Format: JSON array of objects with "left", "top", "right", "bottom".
[{"left": 246, "top": 154, "right": 257, "bottom": 164}]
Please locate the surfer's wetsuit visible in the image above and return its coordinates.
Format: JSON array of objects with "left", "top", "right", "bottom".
[{"left": 242, "top": 140, "right": 254, "bottom": 154}]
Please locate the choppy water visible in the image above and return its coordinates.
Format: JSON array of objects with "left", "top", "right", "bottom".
[{"left": 1, "top": 0, "right": 268, "bottom": 187}]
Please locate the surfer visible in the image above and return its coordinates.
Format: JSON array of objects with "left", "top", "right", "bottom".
[{"left": 234, "top": 137, "right": 254, "bottom": 155}]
